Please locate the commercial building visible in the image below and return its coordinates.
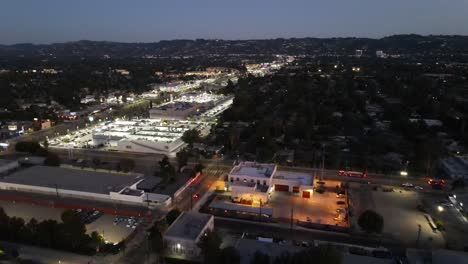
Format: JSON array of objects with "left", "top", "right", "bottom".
[
  {"left": 273, "top": 171, "right": 314, "bottom": 198},
  {"left": 376, "top": 50, "right": 386, "bottom": 58},
  {"left": 226, "top": 162, "right": 314, "bottom": 204},
  {"left": 0, "top": 165, "right": 172, "bottom": 207},
  {"left": 439, "top": 157, "right": 468, "bottom": 179},
  {"left": 92, "top": 119, "right": 200, "bottom": 155},
  {"left": 228, "top": 162, "right": 277, "bottom": 186},
  {"left": 230, "top": 181, "right": 270, "bottom": 206},
  {"left": 164, "top": 212, "right": 214, "bottom": 260},
  {"left": 149, "top": 102, "right": 198, "bottom": 120},
  {"left": 0, "top": 159, "right": 19, "bottom": 175},
  {"left": 174, "top": 92, "right": 222, "bottom": 104}
]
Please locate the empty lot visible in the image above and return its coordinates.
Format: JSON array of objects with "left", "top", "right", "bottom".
[{"left": 350, "top": 184, "right": 445, "bottom": 248}]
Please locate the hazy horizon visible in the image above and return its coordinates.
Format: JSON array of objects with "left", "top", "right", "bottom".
[
  {"left": 1, "top": 0, "right": 468, "bottom": 45},
  {"left": 3, "top": 33, "right": 468, "bottom": 46}
]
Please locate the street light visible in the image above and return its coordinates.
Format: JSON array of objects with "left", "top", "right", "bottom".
[
  {"left": 437, "top": 205, "right": 444, "bottom": 212},
  {"left": 400, "top": 171, "right": 408, "bottom": 176}
]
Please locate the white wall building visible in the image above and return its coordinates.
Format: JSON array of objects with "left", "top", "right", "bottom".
[
  {"left": 164, "top": 212, "right": 214, "bottom": 260},
  {"left": 227, "top": 162, "right": 314, "bottom": 203}
]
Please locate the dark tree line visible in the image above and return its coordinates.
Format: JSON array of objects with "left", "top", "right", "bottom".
[{"left": 0, "top": 207, "right": 108, "bottom": 254}]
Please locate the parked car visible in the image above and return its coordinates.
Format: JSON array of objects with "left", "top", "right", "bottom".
[
  {"left": 336, "top": 208, "right": 346, "bottom": 214},
  {"left": 401, "top": 182, "right": 414, "bottom": 187}
]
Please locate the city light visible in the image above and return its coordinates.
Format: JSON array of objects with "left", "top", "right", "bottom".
[
  {"left": 176, "top": 243, "right": 181, "bottom": 249},
  {"left": 400, "top": 171, "right": 408, "bottom": 176},
  {"left": 437, "top": 205, "right": 444, "bottom": 212}
]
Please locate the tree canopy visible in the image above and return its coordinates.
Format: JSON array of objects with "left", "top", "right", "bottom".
[
  {"left": 358, "top": 210, "right": 384, "bottom": 233},
  {"left": 165, "top": 208, "right": 181, "bottom": 226},
  {"left": 182, "top": 129, "right": 200, "bottom": 147},
  {"left": 198, "top": 230, "right": 222, "bottom": 264}
]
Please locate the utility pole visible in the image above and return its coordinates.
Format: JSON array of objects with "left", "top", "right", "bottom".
[
  {"left": 259, "top": 199, "right": 262, "bottom": 222},
  {"left": 290, "top": 205, "right": 294, "bottom": 239},
  {"left": 321, "top": 145, "right": 325, "bottom": 181},
  {"left": 190, "top": 186, "right": 193, "bottom": 210},
  {"left": 146, "top": 192, "right": 150, "bottom": 207},
  {"left": 416, "top": 224, "right": 421, "bottom": 247}
]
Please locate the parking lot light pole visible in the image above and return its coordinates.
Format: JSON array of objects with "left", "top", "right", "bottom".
[
  {"left": 416, "top": 224, "right": 421, "bottom": 247},
  {"left": 190, "top": 186, "right": 193, "bottom": 210},
  {"left": 290, "top": 205, "right": 294, "bottom": 239}
]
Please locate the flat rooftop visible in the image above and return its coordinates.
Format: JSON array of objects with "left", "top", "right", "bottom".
[
  {"left": 136, "top": 177, "right": 162, "bottom": 191},
  {"left": 274, "top": 170, "right": 314, "bottom": 186},
  {"left": 230, "top": 162, "right": 276, "bottom": 179},
  {"left": 0, "top": 166, "right": 142, "bottom": 194},
  {"left": 165, "top": 212, "right": 212, "bottom": 241},
  {"left": 120, "top": 187, "right": 143, "bottom": 197}
]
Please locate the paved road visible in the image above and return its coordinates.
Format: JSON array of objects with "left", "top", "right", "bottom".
[
  {"left": 174, "top": 165, "right": 228, "bottom": 211},
  {"left": 45, "top": 148, "right": 435, "bottom": 190}
]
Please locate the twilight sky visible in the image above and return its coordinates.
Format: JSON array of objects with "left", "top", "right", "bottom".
[{"left": 1, "top": 0, "right": 468, "bottom": 44}]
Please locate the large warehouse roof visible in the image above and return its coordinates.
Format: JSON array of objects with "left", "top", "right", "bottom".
[{"left": 0, "top": 166, "right": 142, "bottom": 194}]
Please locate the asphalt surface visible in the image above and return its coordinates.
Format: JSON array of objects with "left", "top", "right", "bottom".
[{"left": 174, "top": 165, "right": 228, "bottom": 211}]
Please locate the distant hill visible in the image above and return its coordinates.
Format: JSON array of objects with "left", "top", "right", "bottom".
[{"left": 1, "top": 35, "right": 468, "bottom": 58}]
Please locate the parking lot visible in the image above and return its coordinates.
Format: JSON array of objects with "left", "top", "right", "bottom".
[
  {"left": 349, "top": 183, "right": 445, "bottom": 248},
  {"left": 49, "top": 125, "right": 96, "bottom": 149},
  {"left": 269, "top": 179, "right": 348, "bottom": 227},
  {"left": 0, "top": 200, "right": 136, "bottom": 244},
  {"left": 422, "top": 193, "right": 468, "bottom": 250}
]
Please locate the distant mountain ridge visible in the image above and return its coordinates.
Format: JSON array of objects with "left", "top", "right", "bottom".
[{"left": 1, "top": 34, "right": 468, "bottom": 57}]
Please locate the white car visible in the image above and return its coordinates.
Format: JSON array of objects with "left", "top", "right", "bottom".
[
  {"left": 414, "top": 186, "right": 423, "bottom": 190},
  {"left": 401, "top": 182, "right": 414, "bottom": 187}
]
